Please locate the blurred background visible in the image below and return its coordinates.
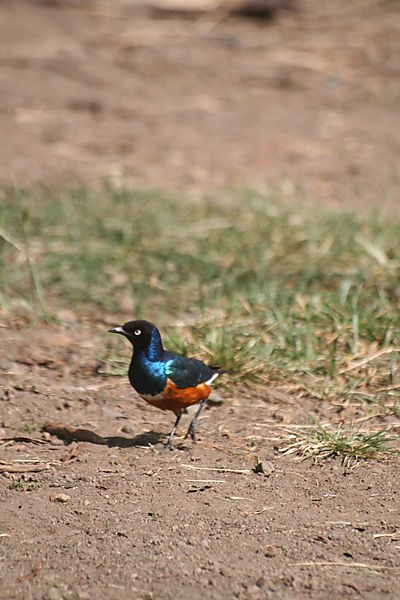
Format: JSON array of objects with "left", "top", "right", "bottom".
[{"left": 1, "top": 0, "right": 399, "bottom": 209}]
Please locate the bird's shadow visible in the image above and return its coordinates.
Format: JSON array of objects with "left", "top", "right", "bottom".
[
  {"left": 105, "top": 431, "right": 164, "bottom": 448},
  {"left": 43, "top": 422, "right": 164, "bottom": 448}
]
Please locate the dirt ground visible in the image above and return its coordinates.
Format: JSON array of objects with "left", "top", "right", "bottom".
[
  {"left": 1, "top": 0, "right": 400, "bottom": 210},
  {"left": 1, "top": 325, "right": 400, "bottom": 600},
  {"left": 1, "top": 1, "right": 400, "bottom": 599}
]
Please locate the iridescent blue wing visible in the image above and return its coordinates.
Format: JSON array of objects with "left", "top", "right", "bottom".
[{"left": 164, "top": 352, "right": 218, "bottom": 389}]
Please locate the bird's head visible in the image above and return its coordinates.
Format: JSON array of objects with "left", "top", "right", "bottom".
[{"left": 108, "top": 320, "right": 163, "bottom": 357}]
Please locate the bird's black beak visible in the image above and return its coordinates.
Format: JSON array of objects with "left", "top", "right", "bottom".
[{"left": 108, "top": 326, "right": 126, "bottom": 335}]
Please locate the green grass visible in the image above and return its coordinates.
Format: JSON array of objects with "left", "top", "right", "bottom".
[
  {"left": 1, "top": 185, "right": 400, "bottom": 419},
  {"left": 18, "top": 421, "right": 40, "bottom": 434},
  {"left": 8, "top": 480, "right": 41, "bottom": 492},
  {"left": 282, "top": 422, "right": 398, "bottom": 465}
]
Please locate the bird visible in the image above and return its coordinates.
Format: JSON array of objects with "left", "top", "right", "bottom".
[{"left": 108, "top": 320, "right": 221, "bottom": 449}]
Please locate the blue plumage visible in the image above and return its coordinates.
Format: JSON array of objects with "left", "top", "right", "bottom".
[
  {"left": 129, "top": 350, "right": 167, "bottom": 395},
  {"left": 128, "top": 348, "right": 216, "bottom": 396}
]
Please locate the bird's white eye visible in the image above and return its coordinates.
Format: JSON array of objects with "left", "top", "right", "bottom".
[{"left": 134, "top": 329, "right": 141, "bottom": 336}]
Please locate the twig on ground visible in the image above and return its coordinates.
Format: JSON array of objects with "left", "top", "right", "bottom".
[
  {"left": 181, "top": 464, "right": 251, "bottom": 474},
  {"left": 0, "top": 462, "right": 50, "bottom": 474},
  {"left": 17, "top": 562, "right": 43, "bottom": 583},
  {"left": 249, "top": 505, "right": 274, "bottom": 515},
  {"left": 0, "top": 436, "right": 47, "bottom": 445},
  {"left": 185, "top": 479, "right": 226, "bottom": 483}
]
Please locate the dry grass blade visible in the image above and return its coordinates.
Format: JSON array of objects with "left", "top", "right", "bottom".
[
  {"left": 293, "top": 561, "right": 400, "bottom": 572},
  {"left": 339, "top": 348, "right": 400, "bottom": 374},
  {"left": 0, "top": 218, "right": 49, "bottom": 317},
  {"left": 373, "top": 531, "right": 400, "bottom": 539}
]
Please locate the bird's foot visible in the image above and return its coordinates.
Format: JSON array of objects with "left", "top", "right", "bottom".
[
  {"left": 164, "top": 438, "right": 175, "bottom": 451},
  {"left": 184, "top": 426, "right": 196, "bottom": 444}
]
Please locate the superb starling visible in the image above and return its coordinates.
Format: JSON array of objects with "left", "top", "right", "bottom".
[{"left": 109, "top": 320, "right": 221, "bottom": 449}]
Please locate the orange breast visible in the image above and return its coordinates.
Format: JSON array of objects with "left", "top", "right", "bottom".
[{"left": 141, "top": 378, "right": 211, "bottom": 413}]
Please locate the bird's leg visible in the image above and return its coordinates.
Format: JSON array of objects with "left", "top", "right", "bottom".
[
  {"left": 185, "top": 399, "right": 207, "bottom": 444},
  {"left": 166, "top": 413, "right": 182, "bottom": 450}
]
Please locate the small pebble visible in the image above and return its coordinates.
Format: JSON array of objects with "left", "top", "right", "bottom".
[
  {"left": 121, "top": 424, "right": 134, "bottom": 434},
  {"left": 49, "top": 493, "right": 71, "bottom": 503}
]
